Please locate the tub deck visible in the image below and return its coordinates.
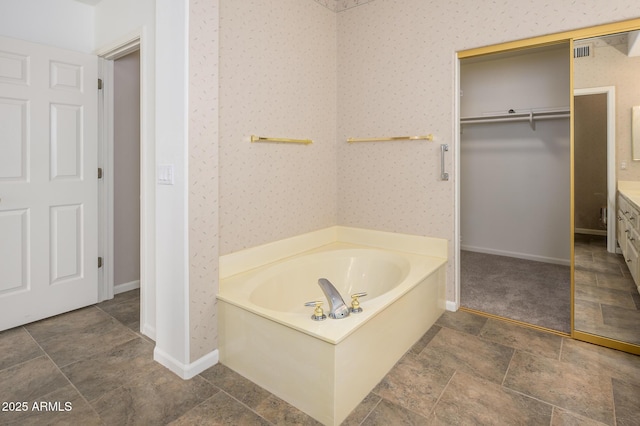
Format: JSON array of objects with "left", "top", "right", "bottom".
[
  {"left": 219, "top": 242, "right": 446, "bottom": 344},
  {"left": 217, "top": 226, "right": 447, "bottom": 426}
]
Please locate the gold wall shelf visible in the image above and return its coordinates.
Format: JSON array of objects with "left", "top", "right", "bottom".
[
  {"left": 347, "top": 134, "right": 434, "bottom": 143},
  {"left": 251, "top": 135, "right": 313, "bottom": 145}
]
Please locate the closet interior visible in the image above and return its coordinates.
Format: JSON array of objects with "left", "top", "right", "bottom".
[{"left": 459, "top": 43, "right": 572, "bottom": 333}]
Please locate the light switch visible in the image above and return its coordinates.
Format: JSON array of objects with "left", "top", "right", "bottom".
[
  {"left": 621, "top": 161, "right": 628, "bottom": 170},
  {"left": 158, "top": 164, "right": 174, "bottom": 185}
]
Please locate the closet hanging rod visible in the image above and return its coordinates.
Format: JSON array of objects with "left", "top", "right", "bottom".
[
  {"left": 347, "top": 134, "right": 434, "bottom": 143},
  {"left": 460, "top": 109, "right": 570, "bottom": 130},
  {"left": 460, "top": 113, "right": 570, "bottom": 125},
  {"left": 460, "top": 109, "right": 570, "bottom": 125},
  {"left": 251, "top": 135, "right": 313, "bottom": 145}
]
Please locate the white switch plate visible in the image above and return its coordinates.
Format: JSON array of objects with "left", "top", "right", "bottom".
[{"left": 158, "top": 164, "right": 175, "bottom": 185}]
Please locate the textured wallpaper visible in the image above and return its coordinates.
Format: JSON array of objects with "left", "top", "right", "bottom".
[
  {"left": 574, "top": 37, "right": 640, "bottom": 182},
  {"left": 189, "top": 0, "right": 219, "bottom": 362},
  {"left": 216, "top": 0, "right": 640, "bottom": 304},
  {"left": 218, "top": 0, "right": 337, "bottom": 254},
  {"left": 337, "top": 2, "right": 455, "bottom": 239},
  {"left": 336, "top": 0, "right": 640, "bottom": 301},
  {"left": 313, "top": 0, "right": 375, "bottom": 12}
]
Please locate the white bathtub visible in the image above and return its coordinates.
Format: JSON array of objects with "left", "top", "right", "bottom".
[{"left": 218, "top": 226, "right": 447, "bottom": 426}]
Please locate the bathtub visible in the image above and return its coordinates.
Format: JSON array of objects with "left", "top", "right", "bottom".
[{"left": 218, "top": 226, "right": 447, "bottom": 426}]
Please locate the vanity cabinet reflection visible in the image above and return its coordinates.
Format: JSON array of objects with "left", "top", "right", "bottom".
[{"left": 618, "top": 191, "right": 640, "bottom": 285}]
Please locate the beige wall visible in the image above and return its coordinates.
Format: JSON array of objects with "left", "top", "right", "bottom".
[
  {"left": 574, "top": 37, "right": 640, "bottom": 182},
  {"left": 575, "top": 94, "right": 607, "bottom": 232},
  {"left": 336, "top": 1, "right": 640, "bottom": 301},
  {"left": 189, "top": 0, "right": 220, "bottom": 362},
  {"left": 213, "top": 0, "right": 640, "bottom": 307},
  {"left": 113, "top": 51, "right": 141, "bottom": 287},
  {"left": 218, "top": 0, "right": 338, "bottom": 255}
]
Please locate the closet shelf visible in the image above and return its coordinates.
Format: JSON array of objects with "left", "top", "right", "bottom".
[{"left": 460, "top": 109, "right": 570, "bottom": 130}]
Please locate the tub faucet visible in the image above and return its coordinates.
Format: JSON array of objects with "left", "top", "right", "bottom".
[{"left": 317, "top": 278, "right": 350, "bottom": 319}]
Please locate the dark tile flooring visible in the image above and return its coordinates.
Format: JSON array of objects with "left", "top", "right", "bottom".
[
  {"left": 1, "top": 289, "right": 640, "bottom": 425},
  {"left": 574, "top": 234, "right": 640, "bottom": 345},
  {"left": 460, "top": 250, "right": 571, "bottom": 333}
]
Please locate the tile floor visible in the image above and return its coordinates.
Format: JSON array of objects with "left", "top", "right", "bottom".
[
  {"left": 574, "top": 234, "right": 640, "bottom": 345},
  {"left": 1, "top": 289, "right": 640, "bottom": 425}
]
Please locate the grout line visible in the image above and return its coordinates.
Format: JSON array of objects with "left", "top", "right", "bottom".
[
  {"left": 220, "top": 389, "right": 277, "bottom": 425},
  {"left": 25, "top": 329, "right": 104, "bottom": 423},
  {"left": 169, "top": 387, "right": 223, "bottom": 424},
  {"left": 610, "top": 377, "right": 618, "bottom": 426},
  {"left": 501, "top": 348, "right": 517, "bottom": 387},
  {"left": 17, "top": 298, "right": 147, "bottom": 424},
  {"left": 196, "top": 369, "right": 279, "bottom": 425},
  {"left": 0, "top": 327, "right": 44, "bottom": 375},
  {"left": 356, "top": 395, "right": 382, "bottom": 426},
  {"left": 502, "top": 364, "right": 616, "bottom": 425},
  {"left": 501, "top": 386, "right": 556, "bottom": 412},
  {"left": 370, "top": 396, "right": 432, "bottom": 424},
  {"left": 427, "top": 369, "right": 457, "bottom": 420},
  {"left": 0, "top": 352, "right": 49, "bottom": 374}
]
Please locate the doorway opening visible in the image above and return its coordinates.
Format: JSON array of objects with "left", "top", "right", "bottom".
[
  {"left": 456, "top": 43, "right": 572, "bottom": 334},
  {"left": 573, "top": 87, "right": 616, "bottom": 254},
  {"left": 97, "top": 35, "right": 150, "bottom": 338},
  {"left": 112, "top": 50, "right": 141, "bottom": 295}
]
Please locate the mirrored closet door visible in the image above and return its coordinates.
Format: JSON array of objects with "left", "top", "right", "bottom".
[
  {"left": 573, "top": 29, "right": 640, "bottom": 354},
  {"left": 458, "top": 18, "right": 640, "bottom": 355}
]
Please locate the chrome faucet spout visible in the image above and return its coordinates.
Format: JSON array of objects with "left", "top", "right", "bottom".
[{"left": 317, "top": 278, "right": 350, "bottom": 319}]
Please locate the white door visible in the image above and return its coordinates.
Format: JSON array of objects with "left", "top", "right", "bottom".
[{"left": 0, "top": 36, "right": 98, "bottom": 331}]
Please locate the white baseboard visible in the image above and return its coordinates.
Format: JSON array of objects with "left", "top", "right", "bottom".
[
  {"left": 461, "top": 245, "right": 570, "bottom": 266},
  {"left": 114, "top": 279, "right": 140, "bottom": 294},
  {"left": 154, "top": 347, "right": 219, "bottom": 380},
  {"left": 142, "top": 323, "right": 156, "bottom": 341},
  {"left": 575, "top": 228, "right": 607, "bottom": 236},
  {"left": 446, "top": 300, "right": 459, "bottom": 312}
]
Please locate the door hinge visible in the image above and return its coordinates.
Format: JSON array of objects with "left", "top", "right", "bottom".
[
  {"left": 98, "top": 78, "right": 103, "bottom": 90},
  {"left": 98, "top": 167, "right": 103, "bottom": 179},
  {"left": 98, "top": 257, "right": 103, "bottom": 268}
]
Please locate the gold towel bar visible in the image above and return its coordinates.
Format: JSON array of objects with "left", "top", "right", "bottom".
[
  {"left": 347, "top": 134, "right": 434, "bottom": 143},
  {"left": 251, "top": 135, "right": 313, "bottom": 145}
]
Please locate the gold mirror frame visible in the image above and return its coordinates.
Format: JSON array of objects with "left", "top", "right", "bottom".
[{"left": 458, "top": 18, "right": 640, "bottom": 355}]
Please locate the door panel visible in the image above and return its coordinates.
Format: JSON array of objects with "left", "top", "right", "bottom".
[
  {"left": 51, "top": 103, "right": 82, "bottom": 179},
  {"left": 0, "top": 36, "right": 98, "bottom": 331},
  {"left": 0, "top": 98, "right": 27, "bottom": 180},
  {"left": 50, "top": 204, "right": 82, "bottom": 283},
  {"left": 0, "top": 209, "right": 28, "bottom": 294}
]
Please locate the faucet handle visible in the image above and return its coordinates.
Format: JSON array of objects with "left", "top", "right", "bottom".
[
  {"left": 304, "top": 301, "right": 327, "bottom": 321},
  {"left": 350, "top": 292, "right": 368, "bottom": 314}
]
